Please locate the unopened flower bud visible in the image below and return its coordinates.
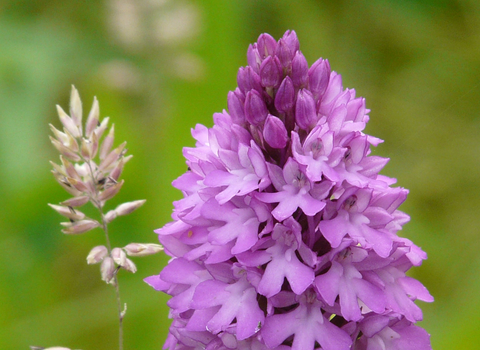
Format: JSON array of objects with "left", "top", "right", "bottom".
[
  {"left": 61, "top": 219, "right": 100, "bottom": 234},
  {"left": 274, "top": 76, "right": 295, "bottom": 113},
  {"left": 124, "top": 243, "right": 164, "bottom": 257},
  {"left": 263, "top": 115, "right": 288, "bottom": 149},
  {"left": 308, "top": 58, "right": 330, "bottom": 100},
  {"left": 87, "top": 245, "right": 108, "bottom": 264},
  {"left": 244, "top": 90, "right": 268, "bottom": 126},
  {"left": 111, "top": 247, "right": 127, "bottom": 266},
  {"left": 227, "top": 89, "right": 245, "bottom": 125},
  {"left": 256, "top": 33, "right": 277, "bottom": 59},
  {"left": 122, "top": 258, "right": 137, "bottom": 273},
  {"left": 275, "top": 39, "right": 293, "bottom": 73},
  {"left": 98, "top": 180, "right": 124, "bottom": 201},
  {"left": 295, "top": 89, "right": 317, "bottom": 130},
  {"left": 281, "top": 29, "right": 299, "bottom": 54},
  {"left": 101, "top": 256, "right": 116, "bottom": 284},
  {"left": 247, "top": 44, "right": 262, "bottom": 73},
  {"left": 237, "top": 66, "right": 248, "bottom": 93},
  {"left": 260, "top": 56, "right": 282, "bottom": 89},
  {"left": 291, "top": 51, "right": 309, "bottom": 88},
  {"left": 237, "top": 66, "right": 262, "bottom": 95}
]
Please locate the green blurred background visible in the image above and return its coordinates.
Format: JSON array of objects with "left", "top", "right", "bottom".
[{"left": 1, "top": 0, "right": 479, "bottom": 349}]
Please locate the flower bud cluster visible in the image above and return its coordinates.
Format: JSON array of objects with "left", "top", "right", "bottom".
[{"left": 147, "top": 31, "right": 433, "bottom": 350}]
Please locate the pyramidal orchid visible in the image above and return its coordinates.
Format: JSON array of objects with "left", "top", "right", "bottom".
[{"left": 146, "top": 31, "right": 433, "bottom": 350}]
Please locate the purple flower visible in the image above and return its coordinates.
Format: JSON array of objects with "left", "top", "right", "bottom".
[
  {"left": 147, "top": 30, "right": 433, "bottom": 349},
  {"left": 262, "top": 290, "right": 352, "bottom": 350},
  {"left": 255, "top": 217, "right": 316, "bottom": 298}
]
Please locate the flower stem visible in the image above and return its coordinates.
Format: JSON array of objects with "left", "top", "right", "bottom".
[
  {"left": 85, "top": 158, "right": 124, "bottom": 350},
  {"left": 100, "top": 210, "right": 124, "bottom": 350}
]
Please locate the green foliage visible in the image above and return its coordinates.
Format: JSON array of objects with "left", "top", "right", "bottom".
[{"left": 1, "top": 0, "right": 479, "bottom": 349}]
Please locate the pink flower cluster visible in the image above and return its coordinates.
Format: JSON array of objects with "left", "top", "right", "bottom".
[{"left": 146, "top": 31, "right": 433, "bottom": 350}]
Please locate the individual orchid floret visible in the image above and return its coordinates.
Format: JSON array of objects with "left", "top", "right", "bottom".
[
  {"left": 256, "top": 158, "right": 327, "bottom": 221},
  {"left": 148, "top": 31, "right": 432, "bottom": 350},
  {"left": 203, "top": 142, "right": 270, "bottom": 204},
  {"left": 354, "top": 316, "right": 433, "bottom": 350},
  {"left": 315, "top": 247, "right": 387, "bottom": 322},
  {"left": 262, "top": 290, "right": 352, "bottom": 350},
  {"left": 319, "top": 186, "right": 396, "bottom": 257},
  {"left": 190, "top": 265, "right": 264, "bottom": 340},
  {"left": 256, "top": 217, "right": 315, "bottom": 297},
  {"left": 200, "top": 198, "right": 265, "bottom": 255},
  {"left": 291, "top": 126, "right": 343, "bottom": 182}
]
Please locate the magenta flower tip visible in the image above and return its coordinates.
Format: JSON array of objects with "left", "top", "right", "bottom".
[{"left": 149, "top": 30, "right": 432, "bottom": 350}]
